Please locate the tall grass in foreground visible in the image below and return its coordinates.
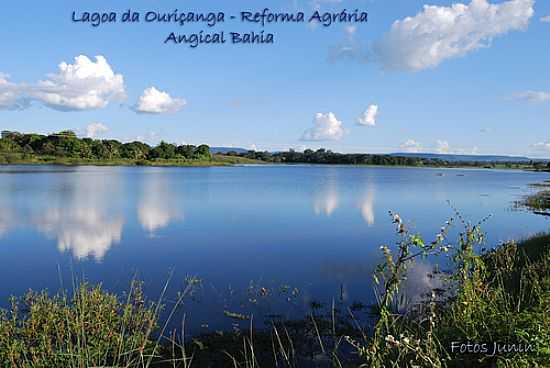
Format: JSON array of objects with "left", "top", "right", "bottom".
[{"left": 0, "top": 214, "right": 549, "bottom": 367}]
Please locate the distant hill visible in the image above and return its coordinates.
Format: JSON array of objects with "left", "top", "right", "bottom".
[
  {"left": 210, "top": 147, "right": 249, "bottom": 154},
  {"left": 390, "top": 153, "right": 543, "bottom": 163}
]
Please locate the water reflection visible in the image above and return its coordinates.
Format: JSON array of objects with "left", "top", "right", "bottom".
[
  {"left": 313, "top": 179, "right": 339, "bottom": 216},
  {"left": 0, "top": 208, "right": 15, "bottom": 238},
  {"left": 32, "top": 170, "right": 125, "bottom": 261},
  {"left": 138, "top": 173, "right": 183, "bottom": 235},
  {"left": 398, "top": 261, "right": 446, "bottom": 309},
  {"left": 360, "top": 185, "right": 376, "bottom": 226},
  {"left": 36, "top": 208, "right": 123, "bottom": 261}
]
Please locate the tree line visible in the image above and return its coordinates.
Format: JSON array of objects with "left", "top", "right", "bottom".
[
  {"left": 224, "top": 148, "right": 447, "bottom": 166},
  {"left": 223, "top": 148, "right": 547, "bottom": 168},
  {"left": 0, "top": 130, "right": 211, "bottom": 161},
  {"left": 2, "top": 130, "right": 547, "bottom": 169}
]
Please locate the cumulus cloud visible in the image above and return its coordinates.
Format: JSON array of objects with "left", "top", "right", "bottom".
[
  {"left": 86, "top": 122, "right": 108, "bottom": 138},
  {"left": 135, "top": 87, "right": 186, "bottom": 114},
  {"left": 311, "top": 0, "right": 343, "bottom": 11},
  {"left": 344, "top": 25, "right": 357, "bottom": 36},
  {"left": 29, "top": 55, "right": 126, "bottom": 111},
  {"left": 0, "top": 74, "right": 27, "bottom": 110},
  {"left": 375, "top": 0, "right": 534, "bottom": 71},
  {"left": 541, "top": 16, "right": 550, "bottom": 23},
  {"left": 436, "top": 140, "right": 451, "bottom": 154},
  {"left": 357, "top": 104, "right": 379, "bottom": 126},
  {"left": 328, "top": 44, "right": 369, "bottom": 63},
  {"left": 400, "top": 139, "right": 423, "bottom": 153},
  {"left": 513, "top": 90, "right": 550, "bottom": 103},
  {"left": 328, "top": 23, "right": 368, "bottom": 63},
  {"left": 532, "top": 142, "right": 550, "bottom": 152},
  {"left": 302, "top": 112, "right": 345, "bottom": 141}
]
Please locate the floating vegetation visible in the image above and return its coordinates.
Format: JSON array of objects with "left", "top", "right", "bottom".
[
  {"left": 517, "top": 182, "right": 550, "bottom": 216},
  {"left": 223, "top": 310, "right": 251, "bottom": 321}
]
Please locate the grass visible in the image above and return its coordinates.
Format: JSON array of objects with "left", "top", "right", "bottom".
[
  {"left": 0, "top": 281, "right": 159, "bottom": 367},
  {"left": 0, "top": 153, "right": 264, "bottom": 167},
  {"left": 516, "top": 183, "right": 550, "bottom": 216},
  {"left": 0, "top": 217, "right": 549, "bottom": 367}
]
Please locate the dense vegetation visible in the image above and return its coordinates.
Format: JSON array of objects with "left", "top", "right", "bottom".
[
  {"left": 3, "top": 130, "right": 549, "bottom": 169},
  {"left": 1, "top": 215, "right": 548, "bottom": 367},
  {"left": 521, "top": 182, "right": 550, "bottom": 216},
  {"left": 224, "top": 148, "right": 549, "bottom": 169},
  {"left": 0, "top": 130, "right": 212, "bottom": 165}
]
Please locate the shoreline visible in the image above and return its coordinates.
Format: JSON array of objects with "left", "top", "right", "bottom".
[
  {"left": 0, "top": 157, "right": 544, "bottom": 171},
  {"left": 0, "top": 154, "right": 264, "bottom": 168}
]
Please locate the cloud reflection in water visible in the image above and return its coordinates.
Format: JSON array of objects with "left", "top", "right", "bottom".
[
  {"left": 360, "top": 185, "right": 376, "bottom": 226},
  {"left": 313, "top": 179, "right": 339, "bottom": 216},
  {"left": 36, "top": 208, "right": 123, "bottom": 261},
  {"left": 138, "top": 173, "right": 183, "bottom": 235},
  {"left": 31, "top": 169, "right": 125, "bottom": 261}
]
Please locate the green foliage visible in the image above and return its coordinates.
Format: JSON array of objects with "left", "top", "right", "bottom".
[
  {"left": 224, "top": 147, "right": 533, "bottom": 168},
  {"left": 350, "top": 212, "right": 550, "bottom": 368},
  {"left": 0, "top": 282, "right": 159, "bottom": 368},
  {"left": 0, "top": 130, "right": 211, "bottom": 164}
]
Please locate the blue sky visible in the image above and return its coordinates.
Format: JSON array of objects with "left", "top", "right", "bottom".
[{"left": 0, "top": 0, "right": 549, "bottom": 157}]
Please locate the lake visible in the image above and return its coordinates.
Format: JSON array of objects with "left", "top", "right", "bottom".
[{"left": 0, "top": 165, "right": 547, "bottom": 332}]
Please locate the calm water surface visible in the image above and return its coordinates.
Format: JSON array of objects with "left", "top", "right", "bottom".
[{"left": 0, "top": 165, "right": 548, "bottom": 331}]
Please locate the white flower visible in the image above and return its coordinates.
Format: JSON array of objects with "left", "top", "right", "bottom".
[{"left": 393, "top": 214, "right": 402, "bottom": 224}]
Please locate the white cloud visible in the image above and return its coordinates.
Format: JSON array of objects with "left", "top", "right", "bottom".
[
  {"left": 375, "top": 0, "right": 534, "bottom": 71},
  {"left": 29, "top": 55, "right": 126, "bottom": 111},
  {"left": 0, "top": 74, "right": 26, "bottom": 110},
  {"left": 541, "top": 16, "right": 550, "bottom": 23},
  {"left": 135, "top": 87, "right": 186, "bottom": 114},
  {"left": 302, "top": 112, "right": 345, "bottom": 141},
  {"left": 328, "top": 25, "right": 368, "bottom": 63},
  {"left": 133, "top": 131, "right": 160, "bottom": 145},
  {"left": 344, "top": 25, "right": 357, "bottom": 36},
  {"left": 311, "top": 0, "right": 343, "bottom": 11},
  {"left": 436, "top": 140, "right": 451, "bottom": 154},
  {"left": 400, "top": 139, "right": 423, "bottom": 153},
  {"left": 328, "top": 44, "right": 369, "bottom": 63},
  {"left": 532, "top": 142, "right": 550, "bottom": 152},
  {"left": 357, "top": 104, "right": 379, "bottom": 126},
  {"left": 86, "top": 122, "right": 108, "bottom": 138},
  {"left": 513, "top": 90, "right": 550, "bottom": 103}
]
